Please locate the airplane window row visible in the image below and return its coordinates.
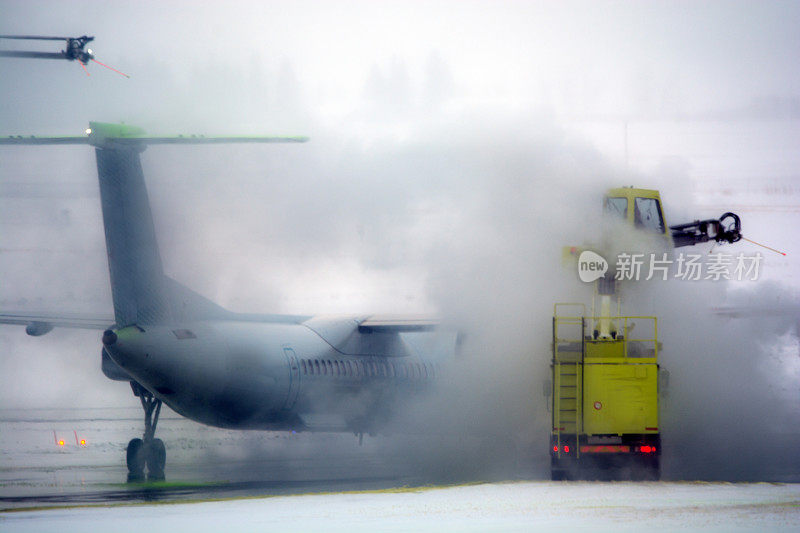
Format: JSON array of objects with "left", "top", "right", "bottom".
[{"left": 299, "top": 358, "right": 438, "bottom": 380}]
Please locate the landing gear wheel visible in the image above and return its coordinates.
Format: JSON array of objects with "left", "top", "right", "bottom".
[
  {"left": 126, "top": 382, "right": 166, "bottom": 483},
  {"left": 146, "top": 438, "right": 166, "bottom": 481},
  {"left": 126, "top": 438, "right": 145, "bottom": 482}
]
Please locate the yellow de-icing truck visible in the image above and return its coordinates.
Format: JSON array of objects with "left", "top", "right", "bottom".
[
  {"left": 550, "top": 303, "right": 661, "bottom": 480},
  {"left": 549, "top": 187, "right": 742, "bottom": 480}
]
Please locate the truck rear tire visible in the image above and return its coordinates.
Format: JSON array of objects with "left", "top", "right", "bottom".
[{"left": 550, "top": 456, "right": 578, "bottom": 480}]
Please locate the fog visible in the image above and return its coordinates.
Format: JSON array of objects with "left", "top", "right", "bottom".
[{"left": 1, "top": 1, "right": 798, "bottom": 482}]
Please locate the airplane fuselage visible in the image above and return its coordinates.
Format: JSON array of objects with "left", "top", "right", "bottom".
[{"left": 104, "top": 320, "right": 439, "bottom": 433}]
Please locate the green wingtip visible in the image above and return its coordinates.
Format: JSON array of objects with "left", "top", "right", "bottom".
[{"left": 88, "top": 122, "right": 147, "bottom": 138}]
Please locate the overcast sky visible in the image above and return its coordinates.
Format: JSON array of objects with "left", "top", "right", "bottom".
[{"left": 1, "top": 0, "right": 799, "bottom": 135}]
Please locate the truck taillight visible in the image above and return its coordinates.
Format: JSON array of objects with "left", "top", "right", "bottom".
[
  {"left": 553, "top": 445, "right": 558, "bottom": 452},
  {"left": 563, "top": 445, "right": 570, "bottom": 453},
  {"left": 639, "top": 445, "right": 656, "bottom": 453}
]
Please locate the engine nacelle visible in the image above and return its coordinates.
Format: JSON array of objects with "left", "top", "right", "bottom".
[{"left": 25, "top": 321, "right": 54, "bottom": 336}]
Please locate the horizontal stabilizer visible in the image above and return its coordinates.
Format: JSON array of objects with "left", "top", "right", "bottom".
[
  {"left": 0, "top": 122, "right": 308, "bottom": 149},
  {"left": 0, "top": 136, "right": 90, "bottom": 145},
  {"left": 104, "top": 136, "right": 309, "bottom": 145}
]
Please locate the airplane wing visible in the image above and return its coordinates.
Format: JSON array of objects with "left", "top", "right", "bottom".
[
  {"left": 711, "top": 305, "right": 800, "bottom": 319},
  {"left": 357, "top": 315, "right": 439, "bottom": 332},
  {"left": 0, "top": 312, "right": 114, "bottom": 336},
  {"left": 711, "top": 304, "right": 800, "bottom": 338},
  {"left": 302, "top": 315, "right": 442, "bottom": 357}
]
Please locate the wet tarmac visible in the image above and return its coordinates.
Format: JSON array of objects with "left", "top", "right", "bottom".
[
  {"left": 3, "top": 407, "right": 799, "bottom": 511},
  {"left": 0, "top": 477, "right": 407, "bottom": 509},
  {"left": 0, "top": 407, "right": 530, "bottom": 510}
]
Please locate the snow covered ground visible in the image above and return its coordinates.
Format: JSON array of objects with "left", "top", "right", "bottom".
[{"left": 2, "top": 481, "right": 798, "bottom": 533}]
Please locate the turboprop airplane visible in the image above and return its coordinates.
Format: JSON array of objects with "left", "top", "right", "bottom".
[{"left": 0, "top": 122, "right": 452, "bottom": 481}]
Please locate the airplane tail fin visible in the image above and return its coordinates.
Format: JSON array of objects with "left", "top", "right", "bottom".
[
  {"left": 95, "top": 144, "right": 171, "bottom": 325},
  {"left": 1, "top": 122, "right": 308, "bottom": 327}
]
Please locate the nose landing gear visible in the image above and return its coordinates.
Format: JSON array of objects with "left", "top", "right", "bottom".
[{"left": 127, "top": 382, "right": 166, "bottom": 482}]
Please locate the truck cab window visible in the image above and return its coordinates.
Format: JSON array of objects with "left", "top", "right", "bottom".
[
  {"left": 634, "top": 197, "right": 665, "bottom": 233},
  {"left": 604, "top": 197, "right": 627, "bottom": 219}
]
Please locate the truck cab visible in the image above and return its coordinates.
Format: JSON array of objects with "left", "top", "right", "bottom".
[
  {"left": 604, "top": 186, "right": 741, "bottom": 249},
  {"left": 604, "top": 187, "right": 672, "bottom": 244}
]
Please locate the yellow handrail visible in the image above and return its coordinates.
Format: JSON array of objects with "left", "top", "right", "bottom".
[{"left": 554, "top": 302, "right": 586, "bottom": 317}]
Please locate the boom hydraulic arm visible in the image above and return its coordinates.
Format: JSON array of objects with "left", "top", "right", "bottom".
[{"left": 670, "top": 212, "right": 741, "bottom": 248}]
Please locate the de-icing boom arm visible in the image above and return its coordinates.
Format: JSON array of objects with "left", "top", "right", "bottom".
[{"left": 669, "top": 212, "right": 742, "bottom": 248}]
